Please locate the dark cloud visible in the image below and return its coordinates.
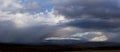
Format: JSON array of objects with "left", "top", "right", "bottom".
[
  {"left": 64, "top": 19, "right": 119, "bottom": 30},
  {"left": 0, "top": 0, "right": 120, "bottom": 44},
  {"left": 0, "top": 20, "right": 62, "bottom": 44},
  {"left": 49, "top": 0, "right": 120, "bottom": 42},
  {"left": 51, "top": 0, "right": 120, "bottom": 19}
]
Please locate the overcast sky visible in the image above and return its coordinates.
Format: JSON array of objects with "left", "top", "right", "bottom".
[{"left": 0, "top": 0, "right": 120, "bottom": 44}]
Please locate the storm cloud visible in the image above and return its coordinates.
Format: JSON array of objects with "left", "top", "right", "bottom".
[
  {"left": 50, "top": 0, "right": 120, "bottom": 30},
  {"left": 0, "top": 12, "right": 62, "bottom": 44},
  {"left": 0, "top": 0, "right": 67, "bottom": 44},
  {"left": 64, "top": 19, "right": 119, "bottom": 30},
  {"left": 51, "top": 0, "right": 120, "bottom": 19},
  {"left": 0, "top": 0, "right": 120, "bottom": 44},
  {"left": 49, "top": 0, "right": 120, "bottom": 42}
]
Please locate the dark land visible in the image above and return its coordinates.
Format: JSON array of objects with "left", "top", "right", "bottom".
[{"left": 0, "top": 42, "right": 120, "bottom": 52}]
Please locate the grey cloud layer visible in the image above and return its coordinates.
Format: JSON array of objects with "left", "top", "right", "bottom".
[
  {"left": 65, "top": 19, "right": 119, "bottom": 30},
  {"left": 50, "top": 0, "right": 120, "bottom": 29},
  {"left": 0, "top": 0, "right": 65, "bottom": 44},
  {"left": 0, "top": 0, "right": 120, "bottom": 44},
  {"left": 51, "top": 0, "right": 120, "bottom": 19},
  {"left": 0, "top": 20, "right": 62, "bottom": 44},
  {"left": 50, "top": 0, "right": 120, "bottom": 42}
]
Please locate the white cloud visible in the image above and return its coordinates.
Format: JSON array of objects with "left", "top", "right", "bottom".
[
  {"left": 45, "top": 37, "right": 81, "bottom": 40},
  {"left": 69, "top": 32, "right": 108, "bottom": 42},
  {"left": 90, "top": 35, "right": 108, "bottom": 42},
  {"left": 0, "top": 9, "right": 66, "bottom": 28},
  {"left": 0, "top": 0, "right": 23, "bottom": 10},
  {"left": 0, "top": 0, "right": 67, "bottom": 28},
  {"left": 0, "top": 0, "right": 69, "bottom": 43}
]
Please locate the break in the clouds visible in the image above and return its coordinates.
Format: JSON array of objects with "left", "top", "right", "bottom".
[{"left": 0, "top": 0, "right": 120, "bottom": 44}]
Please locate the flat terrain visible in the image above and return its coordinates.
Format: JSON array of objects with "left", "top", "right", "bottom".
[
  {"left": 0, "top": 43, "right": 120, "bottom": 52},
  {"left": 67, "top": 50, "right": 120, "bottom": 52}
]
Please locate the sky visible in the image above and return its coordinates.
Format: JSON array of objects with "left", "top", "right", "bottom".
[{"left": 0, "top": 0, "right": 120, "bottom": 44}]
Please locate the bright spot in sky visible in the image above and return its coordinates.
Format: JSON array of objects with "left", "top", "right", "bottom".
[
  {"left": 69, "top": 32, "right": 108, "bottom": 42},
  {"left": 71, "top": 33, "right": 85, "bottom": 37},
  {"left": 45, "top": 37, "right": 81, "bottom": 40},
  {"left": 90, "top": 35, "right": 108, "bottom": 42}
]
